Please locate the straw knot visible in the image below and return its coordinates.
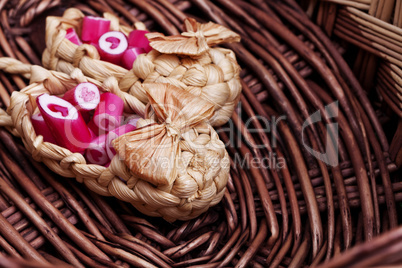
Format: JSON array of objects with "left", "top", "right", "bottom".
[
  {"left": 60, "top": 153, "right": 86, "bottom": 169},
  {"left": 72, "top": 44, "right": 100, "bottom": 67},
  {"left": 182, "top": 28, "right": 206, "bottom": 43},
  {"left": 147, "top": 18, "right": 240, "bottom": 56},
  {"left": 31, "top": 135, "right": 44, "bottom": 162},
  {"left": 165, "top": 117, "right": 180, "bottom": 137}
]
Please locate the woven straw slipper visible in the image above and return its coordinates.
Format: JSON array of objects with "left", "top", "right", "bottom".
[{"left": 43, "top": 8, "right": 242, "bottom": 126}]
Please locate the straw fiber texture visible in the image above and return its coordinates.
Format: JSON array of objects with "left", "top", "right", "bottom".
[{"left": 0, "top": 0, "right": 400, "bottom": 267}]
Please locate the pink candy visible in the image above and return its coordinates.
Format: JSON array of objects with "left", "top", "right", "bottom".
[
  {"left": 31, "top": 113, "right": 57, "bottom": 144},
  {"left": 35, "top": 87, "right": 141, "bottom": 166},
  {"left": 98, "top": 31, "right": 128, "bottom": 65},
  {"left": 128, "top": 30, "right": 152, "bottom": 53},
  {"left": 65, "top": 16, "right": 149, "bottom": 67},
  {"left": 81, "top": 16, "right": 111, "bottom": 44},
  {"left": 85, "top": 134, "right": 110, "bottom": 166},
  {"left": 105, "top": 122, "right": 137, "bottom": 160},
  {"left": 36, "top": 94, "right": 92, "bottom": 153},
  {"left": 63, "top": 82, "right": 100, "bottom": 122},
  {"left": 65, "top": 28, "right": 82, "bottom": 45},
  {"left": 121, "top": 47, "right": 145, "bottom": 70},
  {"left": 90, "top": 92, "right": 124, "bottom": 135}
]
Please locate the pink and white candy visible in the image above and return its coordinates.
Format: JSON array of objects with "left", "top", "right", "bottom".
[
  {"left": 98, "top": 31, "right": 128, "bottom": 65},
  {"left": 106, "top": 121, "right": 137, "bottom": 160},
  {"left": 121, "top": 47, "right": 145, "bottom": 70},
  {"left": 89, "top": 92, "right": 124, "bottom": 135},
  {"left": 36, "top": 94, "right": 92, "bottom": 153},
  {"left": 31, "top": 113, "right": 57, "bottom": 144},
  {"left": 85, "top": 134, "right": 110, "bottom": 166},
  {"left": 63, "top": 82, "right": 100, "bottom": 122},
  {"left": 65, "top": 28, "right": 82, "bottom": 45}
]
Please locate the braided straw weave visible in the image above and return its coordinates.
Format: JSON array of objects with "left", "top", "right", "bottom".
[
  {"left": 43, "top": 8, "right": 242, "bottom": 126},
  {"left": 113, "top": 83, "right": 230, "bottom": 221},
  {"left": 120, "top": 18, "right": 242, "bottom": 126},
  {"left": 0, "top": 59, "right": 228, "bottom": 221}
]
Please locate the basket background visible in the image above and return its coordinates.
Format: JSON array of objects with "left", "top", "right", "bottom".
[
  {"left": 304, "top": 0, "right": 402, "bottom": 169},
  {"left": 0, "top": 0, "right": 400, "bottom": 267}
]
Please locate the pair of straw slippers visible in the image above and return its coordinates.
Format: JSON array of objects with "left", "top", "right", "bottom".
[{"left": 0, "top": 9, "right": 242, "bottom": 221}]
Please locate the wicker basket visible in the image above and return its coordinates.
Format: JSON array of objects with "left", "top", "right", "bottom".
[
  {"left": 305, "top": 0, "right": 402, "bottom": 167},
  {"left": 0, "top": 0, "right": 400, "bottom": 267}
]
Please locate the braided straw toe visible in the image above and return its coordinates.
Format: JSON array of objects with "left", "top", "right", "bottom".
[
  {"left": 120, "top": 18, "right": 242, "bottom": 126},
  {"left": 1, "top": 62, "right": 229, "bottom": 221},
  {"left": 113, "top": 83, "right": 230, "bottom": 221}
]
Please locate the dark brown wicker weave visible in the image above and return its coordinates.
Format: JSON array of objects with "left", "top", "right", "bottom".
[{"left": 0, "top": 0, "right": 400, "bottom": 267}]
